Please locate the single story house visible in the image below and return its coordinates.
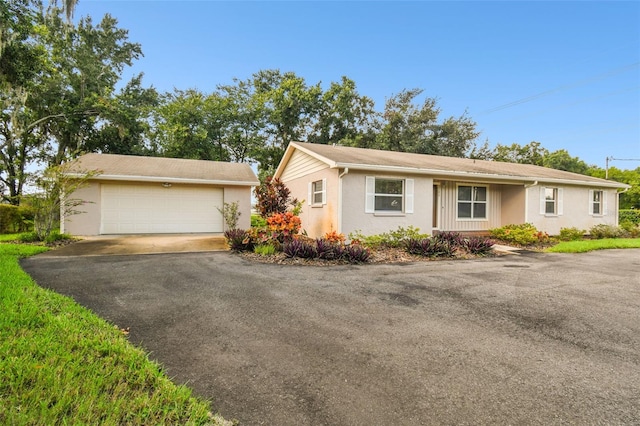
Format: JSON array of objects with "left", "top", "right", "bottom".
[
  {"left": 62, "top": 153, "right": 258, "bottom": 235},
  {"left": 274, "top": 142, "right": 630, "bottom": 238}
]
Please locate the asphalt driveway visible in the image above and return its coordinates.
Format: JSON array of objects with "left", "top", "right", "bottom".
[{"left": 21, "top": 250, "right": 640, "bottom": 425}]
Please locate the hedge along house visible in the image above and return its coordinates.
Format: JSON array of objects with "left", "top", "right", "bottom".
[
  {"left": 274, "top": 142, "right": 630, "bottom": 238},
  {"left": 62, "top": 153, "right": 259, "bottom": 236}
]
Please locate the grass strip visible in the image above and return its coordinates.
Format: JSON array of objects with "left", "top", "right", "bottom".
[
  {"left": 546, "top": 238, "right": 640, "bottom": 253},
  {"left": 0, "top": 243, "right": 231, "bottom": 425}
]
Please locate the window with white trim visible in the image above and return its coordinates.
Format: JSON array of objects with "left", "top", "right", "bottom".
[
  {"left": 365, "top": 177, "right": 414, "bottom": 214},
  {"left": 308, "top": 179, "right": 326, "bottom": 206},
  {"left": 540, "top": 186, "right": 563, "bottom": 216},
  {"left": 545, "top": 187, "right": 557, "bottom": 214},
  {"left": 457, "top": 185, "right": 487, "bottom": 219},
  {"left": 589, "top": 190, "right": 605, "bottom": 216}
]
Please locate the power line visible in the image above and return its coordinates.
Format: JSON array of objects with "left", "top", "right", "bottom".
[
  {"left": 606, "top": 157, "right": 640, "bottom": 179},
  {"left": 478, "top": 62, "right": 640, "bottom": 115},
  {"left": 485, "top": 85, "right": 640, "bottom": 124}
]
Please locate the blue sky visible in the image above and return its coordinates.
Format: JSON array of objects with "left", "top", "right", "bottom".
[{"left": 76, "top": 1, "right": 640, "bottom": 169}]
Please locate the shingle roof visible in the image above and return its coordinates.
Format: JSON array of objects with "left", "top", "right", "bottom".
[
  {"left": 67, "top": 153, "right": 259, "bottom": 185},
  {"left": 279, "top": 142, "right": 628, "bottom": 188}
]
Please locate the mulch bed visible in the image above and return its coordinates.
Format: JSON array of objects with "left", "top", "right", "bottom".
[{"left": 239, "top": 246, "right": 500, "bottom": 266}]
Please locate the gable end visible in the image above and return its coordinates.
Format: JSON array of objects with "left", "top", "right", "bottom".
[{"left": 280, "top": 149, "right": 329, "bottom": 181}]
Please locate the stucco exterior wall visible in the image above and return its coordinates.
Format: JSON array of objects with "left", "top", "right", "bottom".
[
  {"left": 500, "top": 184, "right": 526, "bottom": 226},
  {"left": 62, "top": 181, "right": 102, "bottom": 235},
  {"left": 281, "top": 168, "right": 339, "bottom": 238},
  {"left": 222, "top": 186, "right": 253, "bottom": 230},
  {"left": 340, "top": 171, "right": 433, "bottom": 238},
  {"left": 526, "top": 185, "right": 619, "bottom": 235}
]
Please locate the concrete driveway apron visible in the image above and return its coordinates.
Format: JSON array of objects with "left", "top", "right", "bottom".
[{"left": 38, "top": 234, "right": 228, "bottom": 256}]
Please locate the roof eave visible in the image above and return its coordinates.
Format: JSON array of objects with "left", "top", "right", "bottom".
[
  {"left": 331, "top": 163, "right": 629, "bottom": 189},
  {"left": 67, "top": 173, "right": 259, "bottom": 186}
]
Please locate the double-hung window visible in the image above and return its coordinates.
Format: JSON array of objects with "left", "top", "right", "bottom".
[
  {"left": 365, "top": 177, "right": 414, "bottom": 214},
  {"left": 457, "top": 185, "right": 487, "bottom": 219},
  {"left": 589, "top": 190, "right": 605, "bottom": 216},
  {"left": 540, "top": 186, "right": 563, "bottom": 216},
  {"left": 375, "top": 178, "right": 403, "bottom": 212},
  {"left": 308, "top": 179, "right": 326, "bottom": 206},
  {"left": 545, "top": 187, "right": 558, "bottom": 215}
]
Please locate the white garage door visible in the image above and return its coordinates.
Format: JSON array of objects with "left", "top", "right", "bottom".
[{"left": 101, "top": 183, "right": 224, "bottom": 234}]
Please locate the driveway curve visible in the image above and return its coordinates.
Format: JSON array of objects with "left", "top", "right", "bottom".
[{"left": 21, "top": 250, "right": 640, "bottom": 425}]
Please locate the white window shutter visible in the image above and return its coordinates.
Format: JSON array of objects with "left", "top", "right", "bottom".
[
  {"left": 602, "top": 191, "right": 608, "bottom": 216},
  {"left": 588, "top": 190, "right": 594, "bottom": 215},
  {"left": 365, "top": 176, "right": 375, "bottom": 213},
  {"left": 307, "top": 182, "right": 312, "bottom": 206},
  {"left": 405, "top": 179, "right": 414, "bottom": 214},
  {"left": 540, "top": 187, "right": 546, "bottom": 215},
  {"left": 322, "top": 178, "right": 327, "bottom": 205},
  {"left": 557, "top": 188, "right": 564, "bottom": 215}
]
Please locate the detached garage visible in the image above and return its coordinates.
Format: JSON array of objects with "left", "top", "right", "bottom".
[{"left": 62, "top": 153, "right": 259, "bottom": 236}]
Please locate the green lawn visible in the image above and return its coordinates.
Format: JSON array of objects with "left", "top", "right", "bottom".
[
  {"left": 0, "top": 233, "right": 21, "bottom": 242},
  {"left": 546, "top": 238, "right": 640, "bottom": 253},
  {"left": 0, "top": 243, "right": 231, "bottom": 425}
]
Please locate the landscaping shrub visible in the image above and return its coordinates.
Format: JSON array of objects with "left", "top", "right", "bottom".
[
  {"left": 14, "top": 229, "right": 72, "bottom": 244},
  {"left": 620, "top": 220, "right": 640, "bottom": 238},
  {"left": 315, "top": 238, "right": 344, "bottom": 260},
  {"left": 434, "top": 231, "right": 463, "bottom": 248},
  {"left": 489, "top": 223, "right": 548, "bottom": 246},
  {"left": 217, "top": 201, "right": 241, "bottom": 230},
  {"left": 283, "top": 239, "right": 318, "bottom": 259},
  {"left": 254, "top": 243, "right": 277, "bottom": 256},
  {"left": 254, "top": 176, "right": 296, "bottom": 217},
  {"left": 404, "top": 238, "right": 453, "bottom": 258},
  {"left": 463, "top": 236, "right": 495, "bottom": 255},
  {"left": 251, "top": 214, "right": 267, "bottom": 228},
  {"left": 559, "top": 227, "right": 585, "bottom": 241},
  {"left": 619, "top": 209, "right": 640, "bottom": 225},
  {"left": 349, "top": 226, "right": 429, "bottom": 248},
  {"left": 342, "top": 244, "right": 371, "bottom": 263},
  {"left": 224, "top": 228, "right": 253, "bottom": 251},
  {"left": 0, "top": 204, "right": 33, "bottom": 233},
  {"left": 44, "top": 231, "right": 73, "bottom": 244},
  {"left": 18, "top": 231, "right": 41, "bottom": 243},
  {"left": 283, "top": 238, "right": 370, "bottom": 263},
  {"left": 323, "top": 230, "right": 346, "bottom": 244},
  {"left": 589, "top": 224, "right": 623, "bottom": 239},
  {"left": 266, "top": 211, "right": 302, "bottom": 242}
]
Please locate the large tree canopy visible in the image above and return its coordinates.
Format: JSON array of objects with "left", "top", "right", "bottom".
[
  {"left": 149, "top": 74, "right": 484, "bottom": 176},
  {"left": 1, "top": 1, "right": 151, "bottom": 204},
  {"left": 2, "top": 1, "right": 635, "bottom": 206}
]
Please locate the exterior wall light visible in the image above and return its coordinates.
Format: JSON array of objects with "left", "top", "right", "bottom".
[{"left": 162, "top": 182, "right": 172, "bottom": 188}]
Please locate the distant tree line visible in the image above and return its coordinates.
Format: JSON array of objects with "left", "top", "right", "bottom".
[{"left": 1, "top": 1, "right": 638, "bottom": 209}]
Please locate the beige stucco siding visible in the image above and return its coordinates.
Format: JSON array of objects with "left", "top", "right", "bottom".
[
  {"left": 340, "top": 172, "right": 433, "bottom": 238},
  {"left": 62, "top": 181, "right": 102, "bottom": 235},
  {"left": 281, "top": 168, "right": 339, "bottom": 238},
  {"left": 526, "top": 185, "right": 618, "bottom": 235},
  {"left": 223, "top": 186, "right": 253, "bottom": 230},
  {"left": 500, "top": 184, "right": 526, "bottom": 226},
  {"left": 437, "top": 181, "right": 502, "bottom": 232},
  {"left": 280, "top": 149, "right": 329, "bottom": 181}
]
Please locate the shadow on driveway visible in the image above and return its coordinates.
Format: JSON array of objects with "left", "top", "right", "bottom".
[{"left": 20, "top": 249, "right": 640, "bottom": 425}]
